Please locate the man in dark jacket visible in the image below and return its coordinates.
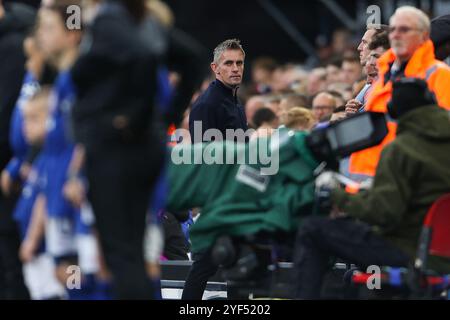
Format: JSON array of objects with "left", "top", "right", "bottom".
[
  {"left": 0, "top": 0, "right": 35, "bottom": 299},
  {"left": 189, "top": 39, "right": 248, "bottom": 143},
  {"left": 181, "top": 39, "right": 248, "bottom": 299},
  {"left": 294, "top": 78, "right": 450, "bottom": 299}
]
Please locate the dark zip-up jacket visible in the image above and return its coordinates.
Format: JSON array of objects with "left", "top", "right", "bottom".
[{"left": 189, "top": 80, "right": 248, "bottom": 143}]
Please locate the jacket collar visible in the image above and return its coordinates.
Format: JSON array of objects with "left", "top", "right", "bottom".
[
  {"left": 214, "top": 79, "right": 239, "bottom": 98},
  {"left": 378, "top": 40, "right": 437, "bottom": 78}
]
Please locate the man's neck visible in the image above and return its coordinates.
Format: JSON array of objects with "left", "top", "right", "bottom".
[
  {"left": 217, "top": 78, "right": 239, "bottom": 97},
  {"left": 394, "top": 54, "right": 412, "bottom": 68},
  {"left": 57, "top": 48, "right": 79, "bottom": 71}
]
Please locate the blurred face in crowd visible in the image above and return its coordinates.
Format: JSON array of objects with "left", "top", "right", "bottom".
[
  {"left": 37, "top": 8, "right": 81, "bottom": 66},
  {"left": 365, "top": 46, "right": 387, "bottom": 83},
  {"left": 307, "top": 68, "right": 327, "bottom": 96},
  {"left": 341, "top": 60, "right": 362, "bottom": 85},
  {"left": 22, "top": 95, "right": 49, "bottom": 145},
  {"left": 389, "top": 12, "right": 429, "bottom": 62},
  {"left": 37, "top": 9, "right": 70, "bottom": 62},
  {"left": 252, "top": 66, "right": 272, "bottom": 85},
  {"left": 245, "top": 96, "right": 265, "bottom": 128},
  {"left": 326, "top": 64, "right": 342, "bottom": 84},
  {"left": 357, "top": 29, "right": 376, "bottom": 66},
  {"left": 211, "top": 49, "right": 245, "bottom": 88},
  {"left": 332, "top": 29, "right": 350, "bottom": 54},
  {"left": 24, "top": 37, "right": 45, "bottom": 80},
  {"left": 312, "top": 93, "right": 336, "bottom": 122},
  {"left": 265, "top": 99, "right": 281, "bottom": 117}
]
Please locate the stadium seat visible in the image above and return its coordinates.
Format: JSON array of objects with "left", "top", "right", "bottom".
[{"left": 351, "top": 193, "right": 450, "bottom": 299}]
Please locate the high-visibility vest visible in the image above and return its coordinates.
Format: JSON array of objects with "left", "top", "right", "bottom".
[{"left": 349, "top": 40, "right": 450, "bottom": 177}]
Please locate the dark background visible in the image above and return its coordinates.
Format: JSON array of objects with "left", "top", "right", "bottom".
[
  {"left": 164, "top": 0, "right": 359, "bottom": 63},
  {"left": 7, "top": 0, "right": 445, "bottom": 64},
  {"left": 4, "top": 0, "right": 360, "bottom": 64}
]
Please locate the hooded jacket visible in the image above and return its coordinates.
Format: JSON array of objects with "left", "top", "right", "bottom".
[{"left": 333, "top": 106, "right": 450, "bottom": 272}]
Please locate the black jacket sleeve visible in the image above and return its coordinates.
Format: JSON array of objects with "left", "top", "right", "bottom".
[{"left": 0, "top": 33, "right": 26, "bottom": 171}]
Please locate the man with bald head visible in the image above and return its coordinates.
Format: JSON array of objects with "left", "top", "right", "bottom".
[
  {"left": 245, "top": 95, "right": 265, "bottom": 129},
  {"left": 312, "top": 92, "right": 336, "bottom": 124}
]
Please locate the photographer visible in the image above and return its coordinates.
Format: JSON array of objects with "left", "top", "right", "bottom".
[{"left": 293, "top": 78, "right": 450, "bottom": 299}]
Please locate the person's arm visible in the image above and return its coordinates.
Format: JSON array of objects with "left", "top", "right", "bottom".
[
  {"left": 189, "top": 100, "right": 219, "bottom": 143},
  {"left": 67, "top": 144, "right": 86, "bottom": 177},
  {"left": 63, "top": 144, "right": 86, "bottom": 208},
  {"left": 20, "top": 194, "right": 46, "bottom": 263},
  {"left": 332, "top": 143, "right": 414, "bottom": 229}
]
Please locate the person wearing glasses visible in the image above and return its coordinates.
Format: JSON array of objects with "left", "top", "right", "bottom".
[
  {"left": 349, "top": 6, "right": 450, "bottom": 181},
  {"left": 311, "top": 92, "right": 336, "bottom": 127}
]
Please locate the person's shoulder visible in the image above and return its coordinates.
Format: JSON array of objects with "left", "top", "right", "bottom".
[
  {"left": 193, "top": 86, "right": 219, "bottom": 108},
  {"left": 191, "top": 93, "right": 209, "bottom": 110},
  {"left": 384, "top": 131, "right": 417, "bottom": 160},
  {"left": 380, "top": 136, "right": 403, "bottom": 157}
]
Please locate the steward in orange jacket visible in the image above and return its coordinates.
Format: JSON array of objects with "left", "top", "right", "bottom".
[{"left": 349, "top": 39, "right": 450, "bottom": 177}]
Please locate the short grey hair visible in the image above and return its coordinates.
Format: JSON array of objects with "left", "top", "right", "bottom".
[
  {"left": 213, "top": 39, "right": 245, "bottom": 64},
  {"left": 390, "top": 6, "right": 431, "bottom": 33}
]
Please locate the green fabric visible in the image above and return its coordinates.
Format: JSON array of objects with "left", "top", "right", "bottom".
[
  {"left": 332, "top": 106, "right": 450, "bottom": 273},
  {"left": 167, "top": 130, "right": 319, "bottom": 253}
]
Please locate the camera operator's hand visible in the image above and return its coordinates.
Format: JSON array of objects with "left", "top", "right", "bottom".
[
  {"left": 315, "top": 171, "right": 340, "bottom": 215},
  {"left": 359, "top": 178, "right": 374, "bottom": 191},
  {"left": 315, "top": 171, "right": 339, "bottom": 191},
  {"left": 329, "top": 205, "right": 347, "bottom": 219}
]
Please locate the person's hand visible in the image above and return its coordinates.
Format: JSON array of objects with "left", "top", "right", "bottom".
[
  {"left": 19, "top": 163, "right": 32, "bottom": 181},
  {"left": 1, "top": 170, "right": 12, "bottom": 196},
  {"left": 330, "top": 112, "right": 347, "bottom": 123},
  {"left": 63, "top": 177, "right": 85, "bottom": 208},
  {"left": 329, "top": 205, "right": 347, "bottom": 219},
  {"left": 345, "top": 99, "right": 362, "bottom": 115},
  {"left": 19, "top": 238, "right": 38, "bottom": 263},
  {"left": 359, "top": 178, "right": 374, "bottom": 191},
  {"left": 315, "top": 171, "right": 339, "bottom": 191}
]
